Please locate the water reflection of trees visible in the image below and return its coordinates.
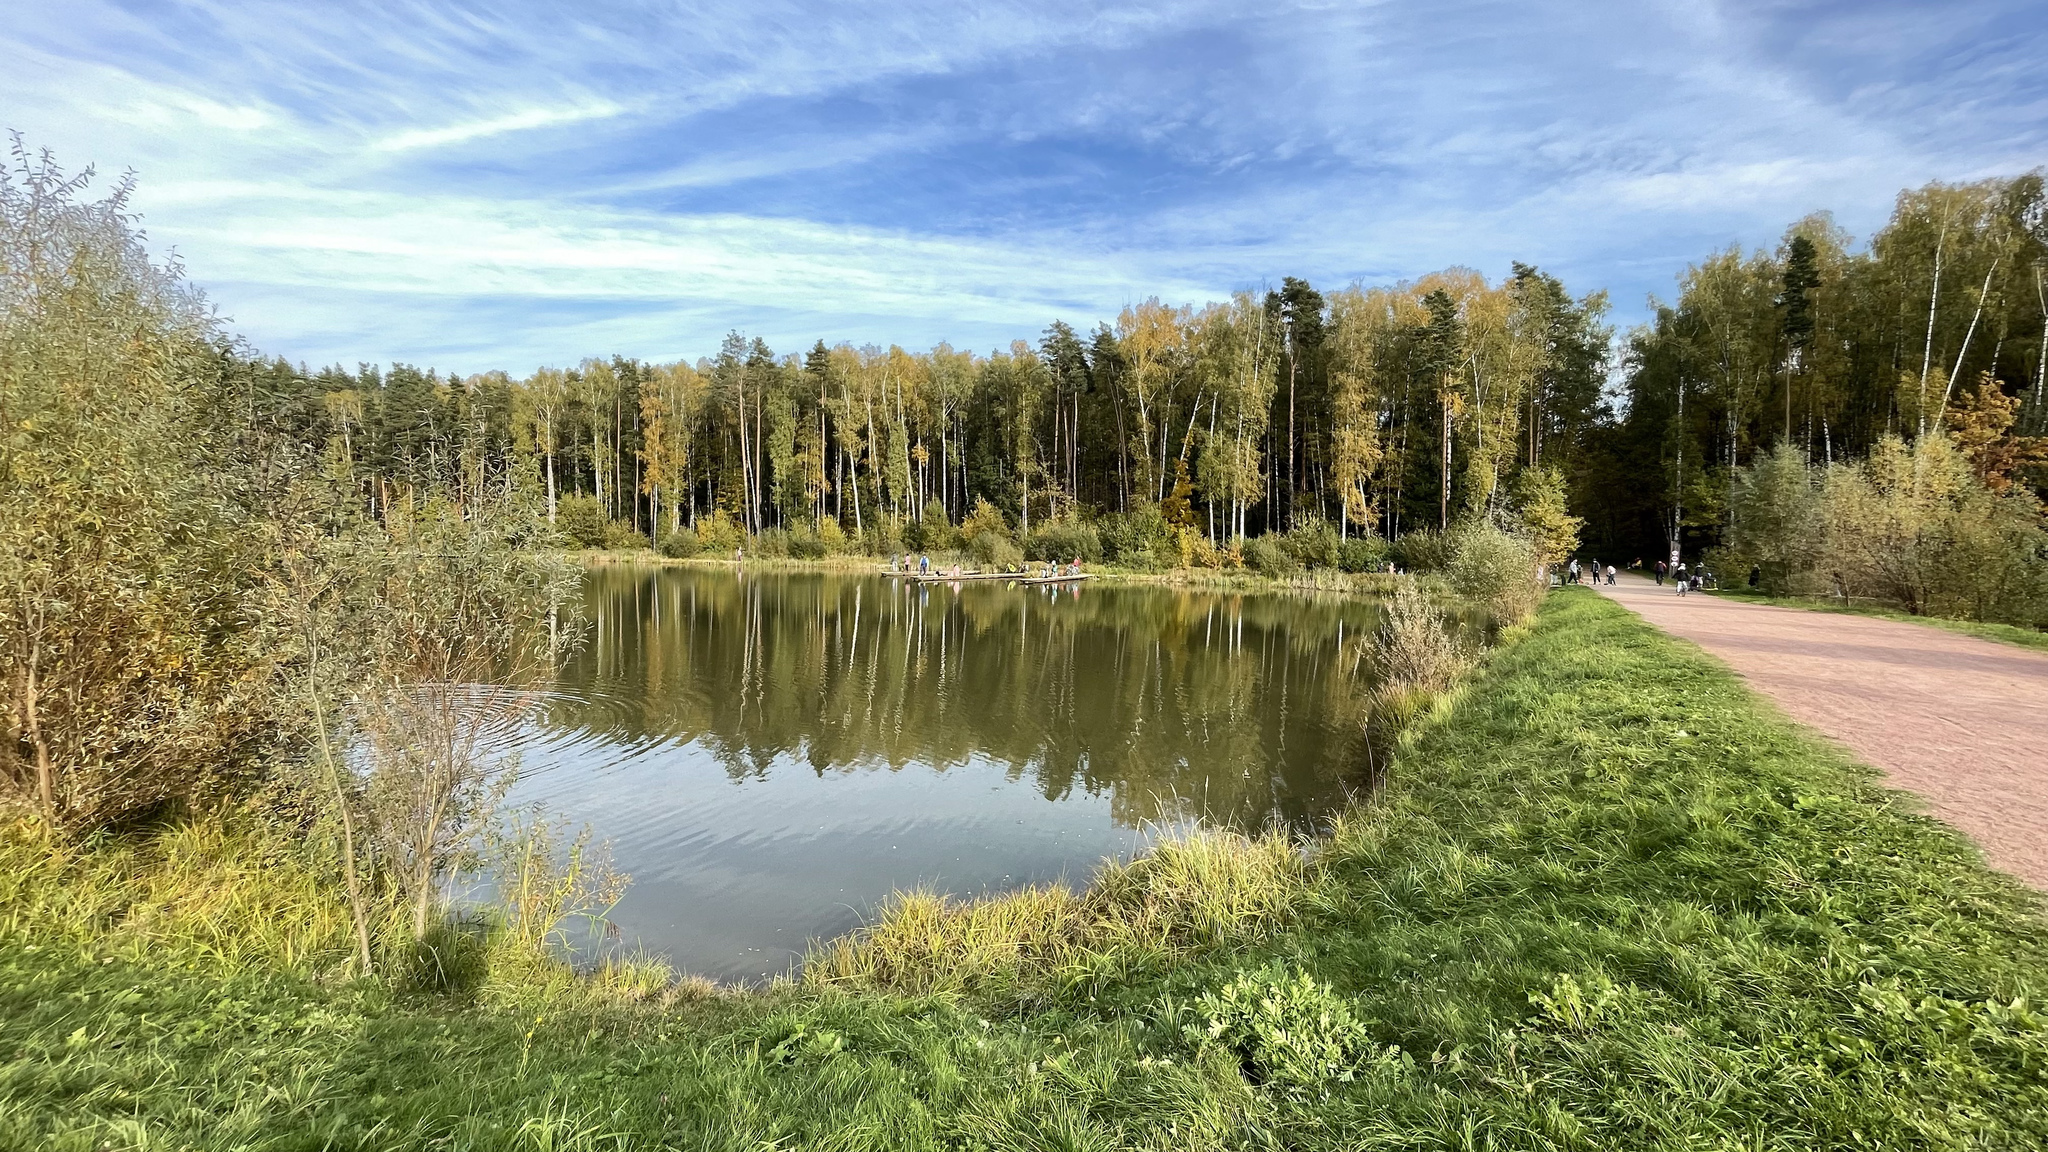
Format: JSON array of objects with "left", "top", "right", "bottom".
[{"left": 556, "top": 568, "right": 1397, "bottom": 830}]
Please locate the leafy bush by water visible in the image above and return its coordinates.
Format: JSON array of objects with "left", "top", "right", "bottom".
[{"left": 1445, "top": 523, "right": 1542, "bottom": 622}]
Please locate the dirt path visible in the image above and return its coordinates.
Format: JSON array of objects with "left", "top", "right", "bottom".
[{"left": 1594, "top": 575, "right": 2048, "bottom": 892}]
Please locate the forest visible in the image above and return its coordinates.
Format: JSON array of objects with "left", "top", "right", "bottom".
[{"left": 223, "top": 173, "right": 2048, "bottom": 599}]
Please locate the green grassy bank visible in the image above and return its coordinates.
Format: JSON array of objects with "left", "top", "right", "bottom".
[
  {"left": 1705, "top": 586, "right": 2048, "bottom": 653},
  {"left": 4, "top": 590, "right": 2046, "bottom": 1150}
]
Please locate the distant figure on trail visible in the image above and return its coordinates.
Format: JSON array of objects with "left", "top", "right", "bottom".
[
  {"left": 1568, "top": 558, "right": 1581, "bottom": 584},
  {"left": 1605, "top": 564, "right": 1616, "bottom": 586},
  {"left": 1655, "top": 559, "right": 1667, "bottom": 585},
  {"left": 1749, "top": 564, "right": 1761, "bottom": 589},
  {"left": 1675, "top": 562, "right": 1690, "bottom": 596}
]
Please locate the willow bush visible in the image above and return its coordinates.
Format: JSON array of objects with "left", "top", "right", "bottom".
[{"left": 0, "top": 145, "right": 279, "bottom": 831}]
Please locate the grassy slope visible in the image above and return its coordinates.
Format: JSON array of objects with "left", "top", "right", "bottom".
[
  {"left": 4, "top": 591, "right": 2046, "bottom": 1150},
  {"left": 1707, "top": 586, "right": 2048, "bottom": 652}
]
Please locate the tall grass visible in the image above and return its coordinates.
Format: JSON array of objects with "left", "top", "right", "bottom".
[
  {"left": 806, "top": 828, "right": 1304, "bottom": 1003},
  {"left": 0, "top": 818, "right": 409, "bottom": 976}
]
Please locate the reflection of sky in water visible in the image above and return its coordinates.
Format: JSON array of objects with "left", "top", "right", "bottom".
[
  {"left": 502, "top": 567, "right": 1404, "bottom": 983},
  {"left": 507, "top": 736, "right": 1156, "bottom": 982}
]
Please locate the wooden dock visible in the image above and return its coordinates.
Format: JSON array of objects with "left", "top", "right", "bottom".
[
  {"left": 903, "top": 570, "right": 1024, "bottom": 583},
  {"left": 1015, "top": 573, "right": 1092, "bottom": 586}
]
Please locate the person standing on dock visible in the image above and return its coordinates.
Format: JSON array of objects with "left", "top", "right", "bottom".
[{"left": 920, "top": 554, "right": 930, "bottom": 574}]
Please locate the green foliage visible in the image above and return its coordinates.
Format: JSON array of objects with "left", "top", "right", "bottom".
[
  {"left": 1, "top": 150, "right": 277, "bottom": 830},
  {"left": 1336, "top": 536, "right": 1387, "bottom": 573},
  {"left": 785, "top": 524, "right": 828, "bottom": 560},
  {"left": 906, "top": 501, "right": 955, "bottom": 553},
  {"left": 694, "top": 511, "right": 743, "bottom": 555},
  {"left": 1389, "top": 529, "right": 1451, "bottom": 572},
  {"left": 816, "top": 517, "right": 852, "bottom": 555},
  {"left": 655, "top": 530, "right": 700, "bottom": 559},
  {"left": 1718, "top": 434, "right": 2048, "bottom": 622},
  {"left": 600, "top": 521, "right": 648, "bottom": 551},
  {"left": 1366, "top": 581, "right": 1471, "bottom": 718},
  {"left": 1280, "top": 518, "right": 1340, "bottom": 570},
  {"left": 1510, "top": 466, "right": 1581, "bottom": 569},
  {"left": 1095, "top": 504, "right": 1170, "bottom": 566},
  {"left": 959, "top": 499, "right": 1019, "bottom": 569},
  {"left": 553, "top": 494, "right": 608, "bottom": 548},
  {"left": 1184, "top": 965, "right": 1391, "bottom": 1090},
  {"left": 1024, "top": 519, "right": 1102, "bottom": 564},
  {"left": 750, "top": 526, "right": 791, "bottom": 558},
  {"left": 1243, "top": 534, "right": 1297, "bottom": 576},
  {"left": 1444, "top": 522, "right": 1542, "bottom": 621}
]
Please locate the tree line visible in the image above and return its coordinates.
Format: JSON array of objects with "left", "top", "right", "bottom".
[
  {"left": 1587, "top": 174, "right": 2048, "bottom": 563},
  {"left": 243, "top": 271, "right": 1611, "bottom": 551}
]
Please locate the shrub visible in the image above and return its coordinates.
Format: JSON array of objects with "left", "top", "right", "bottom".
[
  {"left": 959, "top": 499, "right": 1016, "bottom": 568},
  {"left": 694, "top": 512, "right": 743, "bottom": 555},
  {"left": 1025, "top": 519, "right": 1102, "bottom": 564},
  {"left": 1827, "top": 436, "right": 2048, "bottom": 622},
  {"left": 1368, "top": 582, "right": 1470, "bottom": 699},
  {"left": 861, "top": 513, "right": 904, "bottom": 557},
  {"left": 553, "top": 495, "right": 608, "bottom": 548},
  {"left": 969, "top": 533, "right": 1024, "bottom": 571},
  {"left": 910, "top": 501, "right": 957, "bottom": 553},
  {"left": 1445, "top": 523, "right": 1542, "bottom": 622},
  {"left": 1175, "top": 528, "right": 1230, "bottom": 569},
  {"left": 1390, "top": 528, "right": 1452, "bottom": 573},
  {"left": 655, "top": 531, "right": 700, "bottom": 559},
  {"left": 750, "top": 527, "right": 790, "bottom": 558},
  {"left": 1243, "top": 534, "right": 1298, "bottom": 577},
  {"left": 602, "top": 521, "right": 649, "bottom": 551},
  {"left": 1097, "top": 504, "right": 1169, "bottom": 565},
  {"left": 1337, "top": 536, "right": 1388, "bottom": 573},
  {"left": 817, "top": 517, "right": 851, "bottom": 555},
  {"left": 786, "top": 525, "right": 827, "bottom": 560},
  {"left": 1281, "top": 517, "right": 1340, "bottom": 570},
  {"left": 1185, "top": 965, "right": 1392, "bottom": 1089}
]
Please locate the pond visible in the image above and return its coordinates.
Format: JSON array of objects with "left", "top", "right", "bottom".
[{"left": 504, "top": 564, "right": 1402, "bottom": 982}]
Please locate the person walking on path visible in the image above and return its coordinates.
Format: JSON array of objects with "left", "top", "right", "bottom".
[
  {"left": 1675, "top": 563, "right": 1690, "bottom": 596},
  {"left": 1655, "top": 559, "right": 1667, "bottom": 586},
  {"left": 1605, "top": 564, "right": 1617, "bottom": 586}
]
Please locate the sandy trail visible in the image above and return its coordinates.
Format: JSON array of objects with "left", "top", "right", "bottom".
[{"left": 1593, "top": 575, "right": 2048, "bottom": 891}]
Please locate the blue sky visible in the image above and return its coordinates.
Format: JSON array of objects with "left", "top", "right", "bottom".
[{"left": 5, "top": 0, "right": 2044, "bottom": 373}]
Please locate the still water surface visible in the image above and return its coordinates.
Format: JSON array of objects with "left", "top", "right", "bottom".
[{"left": 506, "top": 565, "right": 1394, "bottom": 981}]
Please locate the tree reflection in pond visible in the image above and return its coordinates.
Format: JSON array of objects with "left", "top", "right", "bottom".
[{"left": 508, "top": 566, "right": 1437, "bottom": 981}]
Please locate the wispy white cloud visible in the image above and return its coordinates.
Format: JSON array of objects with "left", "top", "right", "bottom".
[
  {"left": 3, "top": 0, "right": 2041, "bottom": 368},
  {"left": 371, "top": 101, "right": 626, "bottom": 153}
]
